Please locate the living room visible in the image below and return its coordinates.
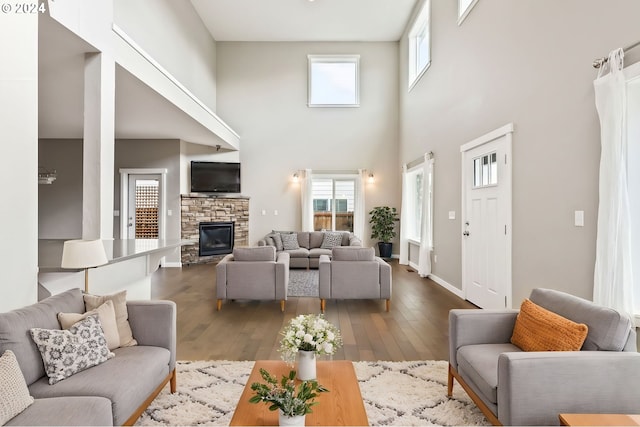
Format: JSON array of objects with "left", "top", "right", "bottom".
[{"left": 2, "top": 0, "right": 640, "bottom": 425}]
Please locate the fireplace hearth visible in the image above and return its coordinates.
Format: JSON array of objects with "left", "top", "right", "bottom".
[{"left": 199, "top": 221, "right": 234, "bottom": 256}]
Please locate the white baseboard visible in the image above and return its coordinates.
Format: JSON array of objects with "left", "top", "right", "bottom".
[
  {"left": 428, "top": 274, "right": 464, "bottom": 299},
  {"left": 161, "top": 262, "right": 182, "bottom": 268},
  {"left": 408, "top": 261, "right": 419, "bottom": 271}
]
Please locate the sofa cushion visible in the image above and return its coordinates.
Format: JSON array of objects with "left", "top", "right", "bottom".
[
  {"left": 84, "top": 291, "right": 137, "bottom": 348},
  {"left": 233, "top": 246, "right": 276, "bottom": 262},
  {"left": 0, "top": 350, "right": 34, "bottom": 425},
  {"left": 529, "top": 288, "right": 632, "bottom": 351},
  {"left": 30, "top": 315, "right": 114, "bottom": 385},
  {"left": 0, "top": 288, "right": 85, "bottom": 386},
  {"left": 341, "top": 232, "right": 351, "bottom": 246},
  {"left": 281, "top": 233, "right": 300, "bottom": 250},
  {"left": 309, "top": 248, "right": 332, "bottom": 259},
  {"left": 511, "top": 299, "right": 588, "bottom": 352},
  {"left": 297, "top": 232, "right": 310, "bottom": 249},
  {"left": 5, "top": 396, "right": 113, "bottom": 426},
  {"left": 321, "top": 232, "right": 344, "bottom": 249},
  {"left": 58, "top": 300, "right": 121, "bottom": 350},
  {"left": 284, "top": 248, "right": 310, "bottom": 258},
  {"left": 309, "top": 232, "right": 325, "bottom": 248},
  {"left": 29, "top": 345, "right": 171, "bottom": 426},
  {"left": 457, "top": 343, "right": 522, "bottom": 405},
  {"left": 332, "top": 247, "right": 375, "bottom": 261},
  {"left": 349, "top": 234, "right": 363, "bottom": 246},
  {"left": 264, "top": 236, "right": 275, "bottom": 247}
]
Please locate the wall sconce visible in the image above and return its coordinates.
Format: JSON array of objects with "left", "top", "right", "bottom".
[
  {"left": 368, "top": 173, "right": 375, "bottom": 184},
  {"left": 292, "top": 173, "right": 299, "bottom": 183}
]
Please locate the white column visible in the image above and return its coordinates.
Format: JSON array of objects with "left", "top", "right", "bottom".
[
  {"left": 83, "top": 52, "right": 115, "bottom": 239},
  {"left": 0, "top": 9, "right": 38, "bottom": 310}
]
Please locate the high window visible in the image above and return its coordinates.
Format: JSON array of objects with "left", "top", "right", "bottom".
[
  {"left": 458, "top": 0, "right": 479, "bottom": 25},
  {"left": 408, "top": 0, "right": 431, "bottom": 90},
  {"left": 308, "top": 55, "right": 360, "bottom": 107}
]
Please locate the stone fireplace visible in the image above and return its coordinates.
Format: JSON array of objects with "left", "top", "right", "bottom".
[{"left": 181, "top": 194, "right": 249, "bottom": 264}]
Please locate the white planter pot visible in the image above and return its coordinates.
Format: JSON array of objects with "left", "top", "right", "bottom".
[
  {"left": 278, "top": 410, "right": 306, "bottom": 426},
  {"left": 296, "top": 350, "right": 316, "bottom": 381}
]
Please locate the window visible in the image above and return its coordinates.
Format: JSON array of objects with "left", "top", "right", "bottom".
[
  {"left": 473, "top": 152, "right": 498, "bottom": 188},
  {"left": 405, "top": 166, "right": 424, "bottom": 242},
  {"left": 408, "top": 0, "right": 431, "bottom": 90},
  {"left": 308, "top": 55, "right": 359, "bottom": 107},
  {"left": 458, "top": 0, "right": 479, "bottom": 26},
  {"left": 312, "top": 177, "right": 355, "bottom": 231}
]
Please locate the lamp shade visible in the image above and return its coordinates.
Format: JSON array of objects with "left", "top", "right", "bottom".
[{"left": 61, "top": 239, "right": 108, "bottom": 269}]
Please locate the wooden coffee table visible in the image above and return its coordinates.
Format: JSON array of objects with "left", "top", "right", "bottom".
[
  {"left": 230, "top": 360, "right": 369, "bottom": 426},
  {"left": 560, "top": 413, "right": 640, "bottom": 426}
]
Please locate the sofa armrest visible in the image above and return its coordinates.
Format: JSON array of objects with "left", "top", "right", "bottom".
[
  {"left": 318, "top": 255, "right": 331, "bottom": 299},
  {"left": 257, "top": 239, "right": 266, "bottom": 246},
  {"left": 449, "top": 309, "right": 518, "bottom": 368},
  {"left": 275, "top": 252, "right": 290, "bottom": 300},
  {"left": 497, "top": 351, "right": 640, "bottom": 426},
  {"left": 375, "top": 257, "right": 392, "bottom": 299},
  {"left": 216, "top": 254, "right": 234, "bottom": 300},
  {"left": 127, "top": 300, "right": 176, "bottom": 372}
]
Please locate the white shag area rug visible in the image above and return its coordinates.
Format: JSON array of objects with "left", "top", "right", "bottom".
[{"left": 136, "top": 360, "right": 489, "bottom": 426}]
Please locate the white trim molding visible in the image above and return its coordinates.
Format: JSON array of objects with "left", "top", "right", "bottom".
[{"left": 429, "top": 274, "right": 465, "bottom": 299}]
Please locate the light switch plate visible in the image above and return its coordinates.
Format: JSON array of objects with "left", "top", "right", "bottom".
[
  {"left": 448, "top": 211, "right": 456, "bottom": 220},
  {"left": 574, "top": 210, "right": 584, "bottom": 227}
]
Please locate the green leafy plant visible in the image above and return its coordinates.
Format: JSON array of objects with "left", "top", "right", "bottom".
[
  {"left": 369, "top": 206, "right": 399, "bottom": 243},
  {"left": 249, "top": 368, "right": 328, "bottom": 417},
  {"left": 279, "top": 314, "right": 342, "bottom": 363}
]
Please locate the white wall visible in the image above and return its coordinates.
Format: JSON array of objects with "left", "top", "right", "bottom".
[
  {"left": 113, "top": 0, "right": 217, "bottom": 111},
  {"left": 39, "top": 140, "right": 83, "bottom": 239},
  {"left": 399, "top": 0, "right": 640, "bottom": 305},
  {"left": 216, "top": 42, "right": 400, "bottom": 248},
  {"left": 179, "top": 141, "right": 240, "bottom": 195},
  {"left": 0, "top": 10, "right": 38, "bottom": 311}
]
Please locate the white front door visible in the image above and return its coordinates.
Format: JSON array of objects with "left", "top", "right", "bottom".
[{"left": 461, "top": 125, "right": 513, "bottom": 309}]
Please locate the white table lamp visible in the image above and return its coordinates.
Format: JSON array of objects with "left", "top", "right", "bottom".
[{"left": 61, "top": 239, "right": 109, "bottom": 293}]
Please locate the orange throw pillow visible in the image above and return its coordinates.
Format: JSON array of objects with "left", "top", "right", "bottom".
[{"left": 511, "top": 299, "right": 588, "bottom": 351}]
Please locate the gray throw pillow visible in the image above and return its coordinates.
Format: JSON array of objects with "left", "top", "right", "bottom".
[
  {"left": 281, "top": 233, "right": 300, "bottom": 250},
  {"left": 30, "top": 315, "right": 114, "bottom": 384},
  {"left": 321, "top": 232, "right": 344, "bottom": 249},
  {"left": 0, "top": 350, "right": 34, "bottom": 425},
  {"left": 271, "top": 233, "right": 284, "bottom": 251}
]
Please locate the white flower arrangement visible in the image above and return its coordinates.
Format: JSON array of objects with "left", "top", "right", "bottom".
[{"left": 279, "top": 314, "right": 343, "bottom": 363}]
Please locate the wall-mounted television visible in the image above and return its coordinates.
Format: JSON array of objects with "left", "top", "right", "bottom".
[{"left": 190, "top": 161, "right": 241, "bottom": 193}]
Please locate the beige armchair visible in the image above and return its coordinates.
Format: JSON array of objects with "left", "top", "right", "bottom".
[
  {"left": 215, "top": 246, "right": 289, "bottom": 311},
  {"left": 318, "top": 247, "right": 392, "bottom": 312}
]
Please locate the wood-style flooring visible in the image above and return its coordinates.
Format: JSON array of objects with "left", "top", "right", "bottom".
[{"left": 151, "top": 260, "right": 476, "bottom": 362}]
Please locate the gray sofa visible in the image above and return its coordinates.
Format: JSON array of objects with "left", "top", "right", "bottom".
[
  {"left": 257, "top": 230, "right": 362, "bottom": 269},
  {"left": 318, "top": 247, "right": 392, "bottom": 312},
  {"left": 448, "top": 288, "right": 640, "bottom": 426},
  {"left": 216, "top": 246, "right": 290, "bottom": 311},
  {"left": 0, "top": 288, "right": 176, "bottom": 426}
]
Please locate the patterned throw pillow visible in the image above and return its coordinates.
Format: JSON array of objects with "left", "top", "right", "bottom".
[
  {"left": 30, "top": 315, "right": 114, "bottom": 385},
  {"left": 0, "top": 350, "right": 34, "bottom": 425},
  {"left": 281, "top": 233, "right": 300, "bottom": 250},
  {"left": 320, "top": 232, "right": 344, "bottom": 249}
]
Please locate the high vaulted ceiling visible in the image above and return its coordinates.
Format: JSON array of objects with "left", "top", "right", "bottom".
[{"left": 191, "top": 0, "right": 418, "bottom": 42}]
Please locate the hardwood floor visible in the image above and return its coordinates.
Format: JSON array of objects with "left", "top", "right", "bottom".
[{"left": 151, "top": 260, "right": 476, "bottom": 362}]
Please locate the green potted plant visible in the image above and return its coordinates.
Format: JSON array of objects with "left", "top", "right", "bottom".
[
  {"left": 369, "top": 206, "right": 399, "bottom": 258},
  {"left": 249, "top": 368, "right": 328, "bottom": 426}
]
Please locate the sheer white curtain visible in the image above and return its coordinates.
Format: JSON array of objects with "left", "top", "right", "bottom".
[
  {"left": 353, "top": 170, "right": 366, "bottom": 240},
  {"left": 300, "top": 169, "right": 314, "bottom": 232},
  {"left": 399, "top": 165, "right": 410, "bottom": 265},
  {"left": 418, "top": 155, "right": 434, "bottom": 277},
  {"left": 593, "top": 48, "right": 634, "bottom": 316}
]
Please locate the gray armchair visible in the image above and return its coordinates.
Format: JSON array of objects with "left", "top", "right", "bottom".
[
  {"left": 216, "top": 246, "right": 289, "bottom": 311},
  {"left": 448, "top": 288, "right": 640, "bottom": 426},
  {"left": 318, "top": 247, "right": 391, "bottom": 312}
]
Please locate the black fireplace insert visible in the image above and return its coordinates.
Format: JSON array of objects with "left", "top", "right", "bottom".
[{"left": 199, "top": 221, "right": 234, "bottom": 256}]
